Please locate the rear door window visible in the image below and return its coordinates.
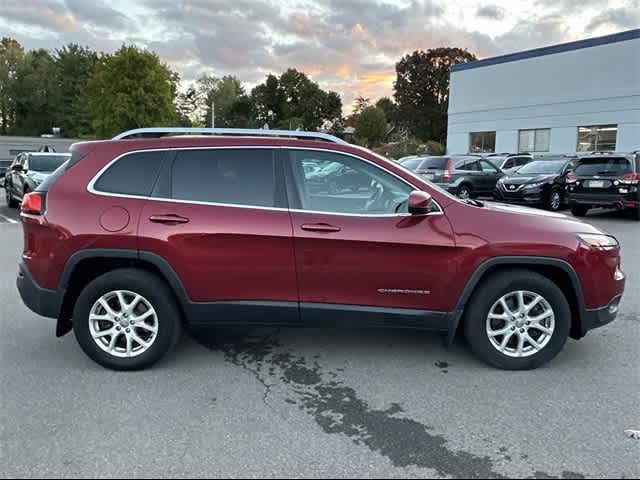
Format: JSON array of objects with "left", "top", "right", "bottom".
[
  {"left": 459, "top": 160, "right": 481, "bottom": 171},
  {"left": 93, "top": 151, "right": 166, "bottom": 196},
  {"left": 171, "top": 149, "right": 276, "bottom": 207}
]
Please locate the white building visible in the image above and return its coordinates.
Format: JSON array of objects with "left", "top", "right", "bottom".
[{"left": 447, "top": 29, "right": 640, "bottom": 155}]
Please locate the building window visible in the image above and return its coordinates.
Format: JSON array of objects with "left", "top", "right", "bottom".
[
  {"left": 577, "top": 125, "right": 617, "bottom": 152},
  {"left": 469, "top": 132, "right": 496, "bottom": 153},
  {"left": 518, "top": 129, "right": 550, "bottom": 153}
]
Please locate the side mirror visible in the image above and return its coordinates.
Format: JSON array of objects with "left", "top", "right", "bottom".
[
  {"left": 408, "top": 190, "right": 433, "bottom": 215},
  {"left": 12, "top": 164, "right": 23, "bottom": 172}
]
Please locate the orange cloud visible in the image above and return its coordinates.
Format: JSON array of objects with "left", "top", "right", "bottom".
[
  {"left": 359, "top": 72, "right": 395, "bottom": 85},
  {"left": 337, "top": 65, "right": 350, "bottom": 78}
]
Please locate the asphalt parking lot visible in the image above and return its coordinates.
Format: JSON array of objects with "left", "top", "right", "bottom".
[{"left": 0, "top": 194, "right": 638, "bottom": 479}]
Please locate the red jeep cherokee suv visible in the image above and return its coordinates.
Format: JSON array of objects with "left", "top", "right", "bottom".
[{"left": 17, "top": 128, "right": 625, "bottom": 371}]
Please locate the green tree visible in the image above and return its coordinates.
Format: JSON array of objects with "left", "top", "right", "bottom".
[
  {"left": 0, "top": 37, "right": 24, "bottom": 134},
  {"left": 250, "top": 69, "right": 342, "bottom": 130},
  {"left": 13, "top": 49, "right": 59, "bottom": 136},
  {"left": 196, "top": 75, "right": 246, "bottom": 127},
  {"left": 355, "top": 106, "right": 387, "bottom": 147},
  {"left": 83, "top": 45, "right": 177, "bottom": 138},
  {"left": 226, "top": 95, "right": 253, "bottom": 128},
  {"left": 54, "top": 44, "right": 100, "bottom": 137},
  {"left": 176, "top": 86, "right": 199, "bottom": 126},
  {"left": 352, "top": 96, "right": 371, "bottom": 116},
  {"left": 375, "top": 97, "right": 397, "bottom": 126},
  {"left": 394, "top": 47, "right": 476, "bottom": 142}
]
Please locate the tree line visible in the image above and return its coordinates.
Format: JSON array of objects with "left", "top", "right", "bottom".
[{"left": 0, "top": 37, "right": 476, "bottom": 148}]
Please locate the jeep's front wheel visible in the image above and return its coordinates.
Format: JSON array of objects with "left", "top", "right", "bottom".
[
  {"left": 72, "top": 269, "right": 182, "bottom": 370},
  {"left": 464, "top": 270, "right": 570, "bottom": 370}
]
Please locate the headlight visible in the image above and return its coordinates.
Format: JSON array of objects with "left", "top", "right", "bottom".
[
  {"left": 576, "top": 233, "right": 619, "bottom": 249},
  {"left": 523, "top": 182, "right": 545, "bottom": 190}
]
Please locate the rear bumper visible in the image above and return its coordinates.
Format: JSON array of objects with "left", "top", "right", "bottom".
[
  {"left": 579, "top": 295, "right": 623, "bottom": 337},
  {"left": 17, "top": 262, "right": 62, "bottom": 319},
  {"left": 569, "top": 192, "right": 640, "bottom": 210}
]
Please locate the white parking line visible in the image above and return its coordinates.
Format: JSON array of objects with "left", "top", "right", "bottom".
[{"left": 0, "top": 214, "right": 18, "bottom": 224}]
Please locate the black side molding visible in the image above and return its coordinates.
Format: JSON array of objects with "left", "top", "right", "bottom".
[{"left": 47, "top": 250, "right": 595, "bottom": 341}]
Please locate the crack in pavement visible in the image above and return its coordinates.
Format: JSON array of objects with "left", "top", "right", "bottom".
[{"left": 195, "top": 328, "right": 585, "bottom": 479}]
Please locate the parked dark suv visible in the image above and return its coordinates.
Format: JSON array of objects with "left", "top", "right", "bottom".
[
  {"left": 494, "top": 156, "right": 577, "bottom": 211},
  {"left": 401, "top": 155, "right": 503, "bottom": 199},
  {"left": 568, "top": 152, "right": 640, "bottom": 220},
  {"left": 5, "top": 152, "right": 70, "bottom": 207},
  {"left": 17, "top": 128, "right": 625, "bottom": 371}
]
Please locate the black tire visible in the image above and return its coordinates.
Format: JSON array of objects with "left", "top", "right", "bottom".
[
  {"left": 6, "top": 184, "right": 18, "bottom": 208},
  {"left": 547, "top": 188, "right": 563, "bottom": 211},
  {"left": 463, "top": 269, "right": 571, "bottom": 370},
  {"left": 571, "top": 205, "right": 589, "bottom": 217},
  {"left": 72, "top": 268, "right": 182, "bottom": 371},
  {"left": 457, "top": 184, "right": 473, "bottom": 200}
]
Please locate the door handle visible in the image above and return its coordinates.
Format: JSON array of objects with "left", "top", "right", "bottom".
[
  {"left": 300, "top": 223, "right": 341, "bottom": 233},
  {"left": 149, "top": 214, "right": 190, "bottom": 225}
]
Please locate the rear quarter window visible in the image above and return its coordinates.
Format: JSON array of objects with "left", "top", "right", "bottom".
[{"left": 93, "top": 151, "right": 166, "bottom": 196}]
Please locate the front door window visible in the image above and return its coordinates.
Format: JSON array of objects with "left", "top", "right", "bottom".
[{"left": 286, "top": 150, "right": 416, "bottom": 215}]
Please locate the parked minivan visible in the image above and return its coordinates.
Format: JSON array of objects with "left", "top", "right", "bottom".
[{"left": 17, "top": 128, "right": 625, "bottom": 371}]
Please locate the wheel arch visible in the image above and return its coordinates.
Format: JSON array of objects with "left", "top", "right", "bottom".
[
  {"left": 57, "top": 249, "right": 189, "bottom": 337},
  {"left": 447, "top": 257, "right": 586, "bottom": 345}
]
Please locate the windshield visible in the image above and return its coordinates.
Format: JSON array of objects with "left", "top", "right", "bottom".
[
  {"left": 517, "top": 161, "right": 564, "bottom": 175},
  {"left": 419, "top": 157, "right": 449, "bottom": 170},
  {"left": 400, "top": 158, "right": 422, "bottom": 170},
  {"left": 575, "top": 158, "right": 631, "bottom": 176},
  {"left": 29, "top": 155, "right": 70, "bottom": 172}
]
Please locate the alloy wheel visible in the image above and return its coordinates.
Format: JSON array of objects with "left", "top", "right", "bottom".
[
  {"left": 550, "top": 191, "right": 562, "bottom": 211},
  {"left": 458, "top": 187, "right": 471, "bottom": 200},
  {"left": 486, "top": 290, "right": 555, "bottom": 358},
  {"left": 88, "top": 290, "right": 159, "bottom": 358}
]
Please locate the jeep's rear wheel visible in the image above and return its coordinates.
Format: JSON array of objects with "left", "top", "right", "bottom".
[
  {"left": 463, "top": 270, "right": 570, "bottom": 370},
  {"left": 73, "top": 269, "right": 182, "bottom": 370}
]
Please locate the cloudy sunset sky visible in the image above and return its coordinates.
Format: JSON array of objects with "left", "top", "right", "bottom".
[{"left": 2, "top": 0, "right": 639, "bottom": 112}]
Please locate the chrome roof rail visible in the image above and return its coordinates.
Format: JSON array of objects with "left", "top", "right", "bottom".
[{"left": 112, "top": 127, "right": 348, "bottom": 145}]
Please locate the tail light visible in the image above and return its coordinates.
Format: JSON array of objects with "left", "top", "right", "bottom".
[
  {"left": 621, "top": 173, "right": 640, "bottom": 185},
  {"left": 566, "top": 171, "right": 577, "bottom": 184},
  {"left": 21, "top": 192, "right": 46, "bottom": 215},
  {"left": 443, "top": 159, "right": 453, "bottom": 181}
]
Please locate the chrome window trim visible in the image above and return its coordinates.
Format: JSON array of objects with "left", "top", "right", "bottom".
[{"left": 87, "top": 146, "right": 443, "bottom": 217}]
